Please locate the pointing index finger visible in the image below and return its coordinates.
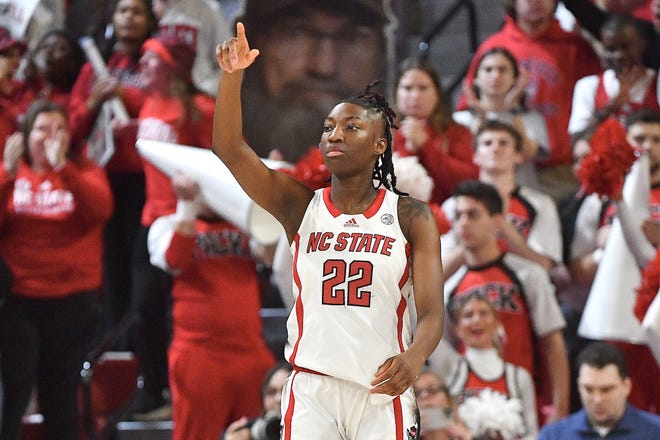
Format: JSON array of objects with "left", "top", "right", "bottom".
[{"left": 236, "top": 21, "right": 247, "bottom": 42}]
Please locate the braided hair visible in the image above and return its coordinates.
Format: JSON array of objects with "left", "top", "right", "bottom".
[{"left": 342, "top": 81, "right": 406, "bottom": 195}]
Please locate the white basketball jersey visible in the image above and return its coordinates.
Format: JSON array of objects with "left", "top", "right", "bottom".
[{"left": 285, "top": 187, "right": 413, "bottom": 391}]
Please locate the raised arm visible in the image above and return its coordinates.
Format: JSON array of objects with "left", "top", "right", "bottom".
[{"left": 213, "top": 22, "right": 313, "bottom": 240}]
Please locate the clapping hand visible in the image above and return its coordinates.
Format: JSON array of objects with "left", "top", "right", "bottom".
[
  {"left": 3, "top": 132, "right": 24, "bottom": 176},
  {"left": 88, "top": 76, "right": 120, "bottom": 111},
  {"left": 613, "top": 65, "right": 646, "bottom": 108},
  {"left": 44, "top": 129, "right": 69, "bottom": 169},
  {"left": 463, "top": 79, "right": 486, "bottom": 117},
  {"left": 216, "top": 22, "right": 260, "bottom": 73},
  {"left": 503, "top": 67, "right": 529, "bottom": 110},
  {"left": 400, "top": 117, "right": 429, "bottom": 152}
]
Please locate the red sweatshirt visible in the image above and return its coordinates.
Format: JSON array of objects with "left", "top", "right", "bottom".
[
  {"left": 164, "top": 219, "right": 267, "bottom": 351},
  {"left": 139, "top": 93, "right": 215, "bottom": 226},
  {"left": 22, "top": 77, "right": 74, "bottom": 110},
  {"left": 0, "top": 158, "right": 113, "bottom": 298},
  {"left": 394, "top": 122, "right": 478, "bottom": 204}
]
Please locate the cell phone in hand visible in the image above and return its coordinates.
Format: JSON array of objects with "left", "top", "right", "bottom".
[{"left": 419, "top": 406, "right": 452, "bottom": 431}]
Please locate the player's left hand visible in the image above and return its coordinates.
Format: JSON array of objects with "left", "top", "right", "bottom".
[{"left": 370, "top": 352, "right": 422, "bottom": 396}]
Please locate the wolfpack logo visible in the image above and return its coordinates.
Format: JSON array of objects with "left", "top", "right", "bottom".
[
  {"left": 381, "top": 213, "right": 394, "bottom": 225},
  {"left": 451, "top": 282, "right": 524, "bottom": 314},
  {"left": 194, "top": 230, "right": 251, "bottom": 259},
  {"left": 407, "top": 424, "right": 418, "bottom": 439},
  {"left": 343, "top": 217, "right": 359, "bottom": 228}
]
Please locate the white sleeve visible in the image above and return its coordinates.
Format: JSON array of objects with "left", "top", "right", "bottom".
[
  {"left": 568, "top": 75, "right": 599, "bottom": 135},
  {"left": 147, "top": 214, "right": 180, "bottom": 275},
  {"left": 523, "top": 189, "right": 563, "bottom": 264},
  {"left": 516, "top": 366, "right": 539, "bottom": 440},
  {"left": 521, "top": 111, "right": 550, "bottom": 156},
  {"left": 514, "top": 256, "right": 566, "bottom": 336},
  {"left": 616, "top": 199, "right": 656, "bottom": 267},
  {"left": 452, "top": 111, "right": 474, "bottom": 130}
]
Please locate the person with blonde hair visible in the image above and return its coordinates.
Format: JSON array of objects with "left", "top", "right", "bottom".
[{"left": 442, "top": 294, "right": 538, "bottom": 439}]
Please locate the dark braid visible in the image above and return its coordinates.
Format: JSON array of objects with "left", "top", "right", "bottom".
[{"left": 343, "top": 81, "right": 407, "bottom": 196}]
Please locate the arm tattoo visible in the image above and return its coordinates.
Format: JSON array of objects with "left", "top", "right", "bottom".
[{"left": 398, "top": 197, "right": 432, "bottom": 237}]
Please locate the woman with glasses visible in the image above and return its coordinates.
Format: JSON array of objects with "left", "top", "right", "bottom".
[{"left": 414, "top": 369, "right": 473, "bottom": 440}]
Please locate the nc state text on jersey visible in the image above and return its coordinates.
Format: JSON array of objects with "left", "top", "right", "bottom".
[{"left": 306, "top": 232, "right": 396, "bottom": 255}]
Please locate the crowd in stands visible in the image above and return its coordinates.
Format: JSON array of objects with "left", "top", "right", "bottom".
[{"left": 0, "top": 0, "right": 659, "bottom": 439}]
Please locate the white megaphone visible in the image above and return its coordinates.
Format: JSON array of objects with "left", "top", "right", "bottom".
[
  {"left": 136, "top": 139, "right": 286, "bottom": 245},
  {"left": 578, "top": 153, "right": 649, "bottom": 343},
  {"left": 642, "top": 291, "right": 660, "bottom": 367}
]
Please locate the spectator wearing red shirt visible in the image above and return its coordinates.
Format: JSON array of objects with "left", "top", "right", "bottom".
[
  {"left": 0, "top": 100, "right": 113, "bottom": 440},
  {"left": 393, "top": 58, "right": 477, "bottom": 205},
  {"left": 147, "top": 172, "right": 275, "bottom": 439},
  {"left": 21, "top": 29, "right": 86, "bottom": 110},
  {"left": 126, "top": 31, "right": 216, "bottom": 421},
  {"left": 67, "top": 0, "right": 156, "bottom": 353}
]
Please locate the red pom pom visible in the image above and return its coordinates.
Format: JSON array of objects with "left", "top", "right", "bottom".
[
  {"left": 576, "top": 119, "right": 639, "bottom": 199},
  {"left": 635, "top": 250, "right": 660, "bottom": 322},
  {"left": 279, "top": 148, "right": 330, "bottom": 190}
]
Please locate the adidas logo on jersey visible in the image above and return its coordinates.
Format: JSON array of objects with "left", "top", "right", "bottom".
[{"left": 343, "top": 217, "right": 359, "bottom": 228}]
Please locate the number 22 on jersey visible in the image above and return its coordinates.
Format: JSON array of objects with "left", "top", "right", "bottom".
[{"left": 321, "top": 259, "right": 373, "bottom": 307}]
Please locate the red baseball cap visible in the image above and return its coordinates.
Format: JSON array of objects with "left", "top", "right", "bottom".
[
  {"left": 0, "top": 27, "right": 27, "bottom": 54},
  {"left": 142, "top": 32, "right": 196, "bottom": 84}
]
